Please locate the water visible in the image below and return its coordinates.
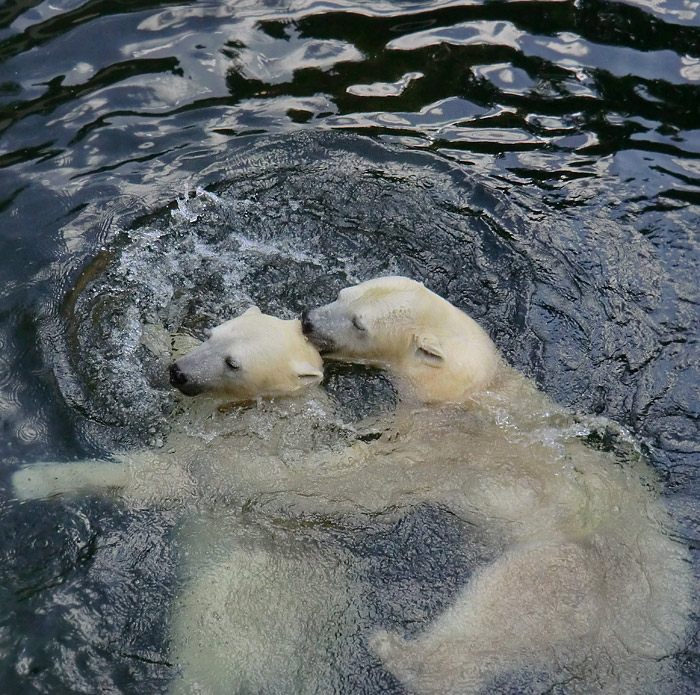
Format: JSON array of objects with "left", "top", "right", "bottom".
[{"left": 0, "top": 0, "right": 699, "bottom": 693}]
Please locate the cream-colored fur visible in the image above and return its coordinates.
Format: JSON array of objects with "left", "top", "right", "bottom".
[
  {"left": 302, "top": 276, "right": 500, "bottom": 403},
  {"left": 11, "top": 288, "right": 692, "bottom": 694},
  {"left": 12, "top": 309, "right": 325, "bottom": 504},
  {"left": 169, "top": 306, "right": 323, "bottom": 400},
  {"left": 302, "top": 276, "right": 692, "bottom": 694},
  {"left": 11, "top": 310, "right": 355, "bottom": 695}
]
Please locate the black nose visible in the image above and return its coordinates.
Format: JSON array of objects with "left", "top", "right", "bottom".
[
  {"left": 169, "top": 363, "right": 187, "bottom": 387},
  {"left": 301, "top": 309, "right": 314, "bottom": 335}
]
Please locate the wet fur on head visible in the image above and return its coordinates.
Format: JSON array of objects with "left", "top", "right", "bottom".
[
  {"left": 302, "top": 277, "right": 502, "bottom": 403},
  {"left": 171, "top": 308, "right": 323, "bottom": 402}
]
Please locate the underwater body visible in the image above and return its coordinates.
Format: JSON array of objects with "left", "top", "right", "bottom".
[{"left": 0, "top": 1, "right": 699, "bottom": 693}]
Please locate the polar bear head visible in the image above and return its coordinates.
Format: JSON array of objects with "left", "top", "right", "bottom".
[
  {"left": 301, "top": 277, "right": 501, "bottom": 404},
  {"left": 169, "top": 308, "right": 323, "bottom": 401}
]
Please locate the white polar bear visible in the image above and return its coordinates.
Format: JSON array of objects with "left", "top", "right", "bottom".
[
  {"left": 12, "top": 307, "right": 326, "bottom": 505},
  {"left": 12, "top": 309, "right": 357, "bottom": 695},
  {"left": 301, "top": 276, "right": 693, "bottom": 695}
]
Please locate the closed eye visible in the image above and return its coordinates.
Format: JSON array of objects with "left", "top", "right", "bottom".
[
  {"left": 224, "top": 356, "right": 240, "bottom": 371},
  {"left": 352, "top": 316, "right": 367, "bottom": 332}
]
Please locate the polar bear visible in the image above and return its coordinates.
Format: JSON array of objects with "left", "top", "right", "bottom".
[
  {"left": 301, "top": 276, "right": 693, "bottom": 694},
  {"left": 11, "top": 309, "right": 356, "bottom": 695},
  {"left": 12, "top": 307, "right": 325, "bottom": 503}
]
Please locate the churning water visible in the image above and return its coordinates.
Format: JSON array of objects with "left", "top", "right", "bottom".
[{"left": 0, "top": 1, "right": 698, "bottom": 694}]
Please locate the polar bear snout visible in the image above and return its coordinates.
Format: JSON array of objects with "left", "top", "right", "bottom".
[
  {"left": 300, "top": 309, "right": 314, "bottom": 336},
  {"left": 169, "top": 362, "right": 186, "bottom": 387},
  {"left": 169, "top": 361, "right": 203, "bottom": 396},
  {"left": 301, "top": 308, "right": 336, "bottom": 354}
]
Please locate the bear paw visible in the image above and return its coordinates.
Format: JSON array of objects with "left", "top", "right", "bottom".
[
  {"left": 370, "top": 629, "right": 407, "bottom": 663},
  {"left": 12, "top": 466, "right": 55, "bottom": 500},
  {"left": 370, "top": 629, "right": 440, "bottom": 693}
]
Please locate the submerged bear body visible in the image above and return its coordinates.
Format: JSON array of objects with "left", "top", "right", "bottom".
[
  {"left": 11, "top": 280, "right": 692, "bottom": 695},
  {"left": 302, "top": 276, "right": 692, "bottom": 694}
]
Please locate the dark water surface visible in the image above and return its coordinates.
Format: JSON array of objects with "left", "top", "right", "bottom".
[{"left": 1, "top": 1, "right": 699, "bottom": 693}]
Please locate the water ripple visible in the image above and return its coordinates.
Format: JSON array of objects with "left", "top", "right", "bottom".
[{"left": 0, "top": 1, "right": 698, "bottom": 693}]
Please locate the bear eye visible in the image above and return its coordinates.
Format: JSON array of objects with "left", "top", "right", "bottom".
[
  {"left": 224, "top": 356, "right": 240, "bottom": 371},
  {"left": 352, "top": 316, "right": 367, "bottom": 332}
]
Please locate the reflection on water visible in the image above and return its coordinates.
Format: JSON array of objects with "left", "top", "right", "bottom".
[
  {"left": 0, "top": 0, "right": 698, "bottom": 693},
  {"left": 2, "top": 0, "right": 700, "bottom": 184}
]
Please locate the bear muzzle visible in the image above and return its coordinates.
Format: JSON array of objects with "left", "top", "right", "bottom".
[
  {"left": 169, "top": 362, "right": 204, "bottom": 397},
  {"left": 301, "top": 309, "right": 336, "bottom": 354}
]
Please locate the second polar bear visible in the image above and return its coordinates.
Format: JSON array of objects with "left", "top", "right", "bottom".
[
  {"left": 302, "top": 276, "right": 692, "bottom": 695},
  {"left": 12, "top": 309, "right": 357, "bottom": 695}
]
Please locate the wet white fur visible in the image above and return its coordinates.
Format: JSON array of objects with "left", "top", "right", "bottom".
[
  {"left": 303, "top": 276, "right": 692, "bottom": 694},
  {"left": 12, "top": 284, "right": 693, "bottom": 694},
  {"left": 11, "top": 311, "right": 353, "bottom": 695}
]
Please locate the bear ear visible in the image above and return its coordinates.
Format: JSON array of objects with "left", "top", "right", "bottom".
[
  {"left": 413, "top": 333, "right": 445, "bottom": 366},
  {"left": 242, "top": 306, "right": 262, "bottom": 317},
  {"left": 291, "top": 360, "right": 323, "bottom": 384}
]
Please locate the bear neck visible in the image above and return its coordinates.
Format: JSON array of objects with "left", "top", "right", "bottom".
[
  {"left": 395, "top": 344, "right": 504, "bottom": 405},
  {"left": 395, "top": 363, "right": 500, "bottom": 405},
  {"left": 394, "top": 360, "right": 547, "bottom": 423},
  {"left": 394, "top": 302, "right": 507, "bottom": 405}
]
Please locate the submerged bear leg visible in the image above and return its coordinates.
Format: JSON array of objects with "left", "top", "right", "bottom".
[
  {"left": 169, "top": 521, "right": 354, "bottom": 695},
  {"left": 371, "top": 540, "right": 603, "bottom": 695}
]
